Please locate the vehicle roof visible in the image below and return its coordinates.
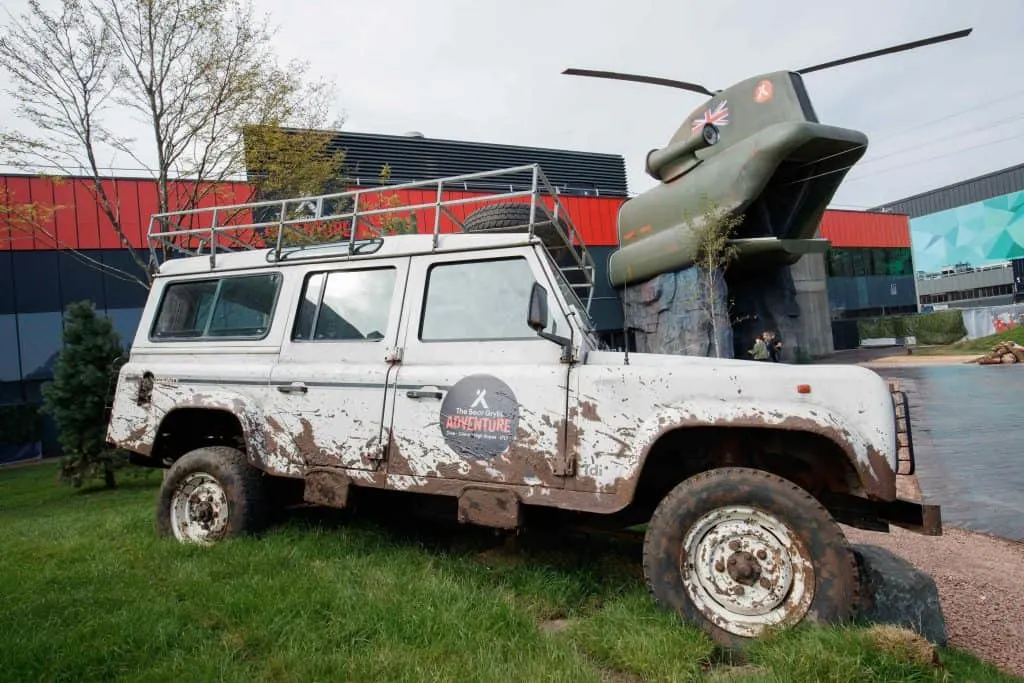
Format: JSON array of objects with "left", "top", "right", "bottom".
[{"left": 155, "top": 231, "right": 541, "bottom": 277}]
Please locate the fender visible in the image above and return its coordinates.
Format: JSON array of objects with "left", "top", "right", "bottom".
[
  {"left": 574, "top": 396, "right": 897, "bottom": 509},
  {"left": 107, "top": 373, "right": 303, "bottom": 478}
]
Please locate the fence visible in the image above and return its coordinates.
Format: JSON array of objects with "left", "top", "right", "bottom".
[{"left": 959, "top": 303, "right": 1024, "bottom": 340}]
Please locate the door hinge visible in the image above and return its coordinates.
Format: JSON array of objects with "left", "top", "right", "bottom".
[{"left": 385, "top": 346, "right": 403, "bottom": 363}]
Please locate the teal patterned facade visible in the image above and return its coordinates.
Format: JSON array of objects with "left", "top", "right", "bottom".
[{"left": 911, "top": 189, "right": 1024, "bottom": 274}]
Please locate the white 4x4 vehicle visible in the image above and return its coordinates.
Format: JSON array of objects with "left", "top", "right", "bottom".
[{"left": 107, "top": 165, "right": 939, "bottom": 647}]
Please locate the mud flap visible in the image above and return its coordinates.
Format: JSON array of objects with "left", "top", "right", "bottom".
[
  {"left": 303, "top": 467, "right": 352, "bottom": 509},
  {"left": 457, "top": 487, "right": 522, "bottom": 529}
]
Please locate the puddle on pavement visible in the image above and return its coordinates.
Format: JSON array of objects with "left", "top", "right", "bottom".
[{"left": 871, "top": 365, "right": 1024, "bottom": 542}]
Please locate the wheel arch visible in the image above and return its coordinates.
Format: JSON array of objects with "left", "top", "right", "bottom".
[
  {"left": 616, "top": 420, "right": 888, "bottom": 523},
  {"left": 151, "top": 406, "right": 249, "bottom": 464},
  {"left": 632, "top": 404, "right": 895, "bottom": 497}
]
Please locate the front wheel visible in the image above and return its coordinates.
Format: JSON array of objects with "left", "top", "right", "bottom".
[
  {"left": 156, "top": 446, "right": 268, "bottom": 544},
  {"left": 642, "top": 467, "right": 858, "bottom": 648}
]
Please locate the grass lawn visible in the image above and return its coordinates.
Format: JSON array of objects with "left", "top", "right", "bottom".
[
  {"left": 1, "top": 461, "right": 1020, "bottom": 683},
  {"left": 913, "top": 327, "right": 1024, "bottom": 356}
]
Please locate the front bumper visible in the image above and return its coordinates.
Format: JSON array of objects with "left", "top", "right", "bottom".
[
  {"left": 885, "top": 381, "right": 941, "bottom": 534},
  {"left": 877, "top": 498, "right": 943, "bottom": 536},
  {"left": 889, "top": 382, "right": 915, "bottom": 476},
  {"left": 827, "top": 379, "right": 942, "bottom": 536}
]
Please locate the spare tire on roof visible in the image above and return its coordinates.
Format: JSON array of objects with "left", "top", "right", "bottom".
[{"left": 461, "top": 202, "right": 572, "bottom": 257}]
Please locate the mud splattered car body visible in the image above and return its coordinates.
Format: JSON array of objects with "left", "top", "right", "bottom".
[{"left": 106, "top": 165, "right": 939, "bottom": 646}]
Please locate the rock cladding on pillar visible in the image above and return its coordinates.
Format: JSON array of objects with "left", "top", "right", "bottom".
[{"left": 622, "top": 266, "right": 733, "bottom": 358}]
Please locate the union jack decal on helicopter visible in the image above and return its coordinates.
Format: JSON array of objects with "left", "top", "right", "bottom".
[{"left": 691, "top": 100, "right": 730, "bottom": 134}]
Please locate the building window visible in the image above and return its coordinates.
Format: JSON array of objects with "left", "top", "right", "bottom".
[
  {"left": 920, "top": 282, "right": 1015, "bottom": 306},
  {"left": 420, "top": 257, "right": 538, "bottom": 342},
  {"left": 826, "top": 247, "right": 913, "bottom": 278},
  {"left": 151, "top": 273, "right": 280, "bottom": 340},
  {"left": 292, "top": 267, "right": 397, "bottom": 342}
]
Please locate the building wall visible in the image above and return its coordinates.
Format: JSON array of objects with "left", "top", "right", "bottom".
[
  {"left": 917, "top": 262, "right": 1015, "bottom": 309},
  {"left": 816, "top": 211, "right": 917, "bottom": 319},
  {"left": 870, "top": 163, "right": 1024, "bottom": 307},
  {"left": 0, "top": 249, "right": 148, "bottom": 405},
  {"left": 871, "top": 162, "right": 1024, "bottom": 218},
  {"left": 906, "top": 189, "right": 1024, "bottom": 275}
]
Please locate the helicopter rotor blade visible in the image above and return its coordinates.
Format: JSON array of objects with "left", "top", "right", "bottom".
[
  {"left": 561, "top": 68, "right": 716, "bottom": 97},
  {"left": 795, "top": 28, "right": 972, "bottom": 75}
]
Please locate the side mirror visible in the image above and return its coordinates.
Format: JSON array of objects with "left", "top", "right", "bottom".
[
  {"left": 528, "top": 282, "right": 549, "bottom": 331},
  {"left": 528, "top": 281, "right": 572, "bottom": 352}
]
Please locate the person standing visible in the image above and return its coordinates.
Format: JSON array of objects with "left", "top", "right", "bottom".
[
  {"left": 765, "top": 331, "right": 783, "bottom": 362},
  {"left": 749, "top": 333, "right": 769, "bottom": 361}
]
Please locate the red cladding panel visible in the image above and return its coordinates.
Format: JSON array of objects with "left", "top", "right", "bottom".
[
  {"left": 115, "top": 180, "right": 145, "bottom": 248},
  {"left": 819, "top": 209, "right": 910, "bottom": 248},
  {"left": 53, "top": 180, "right": 79, "bottom": 249},
  {"left": 4, "top": 173, "right": 917, "bottom": 253},
  {"left": 135, "top": 181, "right": 161, "bottom": 248},
  {"left": 359, "top": 187, "right": 624, "bottom": 246},
  {"left": 73, "top": 180, "right": 101, "bottom": 249},
  {"left": 26, "top": 177, "right": 57, "bottom": 250},
  {"left": 1, "top": 177, "right": 36, "bottom": 250},
  {"left": 98, "top": 179, "right": 124, "bottom": 249}
]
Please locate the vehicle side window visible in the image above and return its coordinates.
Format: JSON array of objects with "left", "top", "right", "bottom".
[
  {"left": 420, "top": 257, "right": 539, "bottom": 342},
  {"left": 151, "top": 274, "right": 280, "bottom": 340},
  {"left": 292, "top": 267, "right": 396, "bottom": 342}
]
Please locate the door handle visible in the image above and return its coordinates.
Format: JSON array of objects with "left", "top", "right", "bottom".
[
  {"left": 277, "top": 382, "right": 308, "bottom": 394},
  {"left": 406, "top": 388, "right": 443, "bottom": 400}
]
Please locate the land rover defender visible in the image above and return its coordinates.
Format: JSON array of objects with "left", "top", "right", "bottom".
[{"left": 106, "top": 164, "right": 939, "bottom": 647}]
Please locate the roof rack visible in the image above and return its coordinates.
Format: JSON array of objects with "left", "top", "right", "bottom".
[{"left": 147, "top": 164, "right": 597, "bottom": 311}]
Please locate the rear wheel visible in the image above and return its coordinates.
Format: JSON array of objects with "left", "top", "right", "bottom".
[
  {"left": 156, "top": 446, "right": 268, "bottom": 544},
  {"left": 642, "top": 467, "right": 858, "bottom": 648}
]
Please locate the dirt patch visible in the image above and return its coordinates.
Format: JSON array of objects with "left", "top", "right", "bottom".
[
  {"left": 539, "top": 618, "right": 573, "bottom": 633},
  {"left": 472, "top": 545, "right": 526, "bottom": 568},
  {"left": 865, "top": 624, "right": 940, "bottom": 668},
  {"left": 703, "top": 665, "right": 769, "bottom": 681},
  {"left": 844, "top": 523, "right": 1024, "bottom": 677}
]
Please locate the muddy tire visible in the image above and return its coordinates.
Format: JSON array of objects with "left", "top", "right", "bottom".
[
  {"left": 462, "top": 202, "right": 571, "bottom": 256},
  {"left": 643, "top": 467, "right": 858, "bottom": 649},
  {"left": 156, "top": 446, "right": 269, "bottom": 544}
]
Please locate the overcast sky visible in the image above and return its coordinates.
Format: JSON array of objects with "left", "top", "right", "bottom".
[{"left": 3, "top": 0, "right": 1023, "bottom": 209}]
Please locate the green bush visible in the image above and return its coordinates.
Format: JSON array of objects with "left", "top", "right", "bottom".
[
  {"left": 0, "top": 404, "right": 43, "bottom": 446},
  {"left": 856, "top": 310, "right": 967, "bottom": 346},
  {"left": 41, "top": 301, "right": 126, "bottom": 488}
]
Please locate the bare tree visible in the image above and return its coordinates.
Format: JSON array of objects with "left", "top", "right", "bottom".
[
  {"left": 689, "top": 200, "right": 743, "bottom": 358},
  {"left": 0, "top": 0, "right": 345, "bottom": 283}
]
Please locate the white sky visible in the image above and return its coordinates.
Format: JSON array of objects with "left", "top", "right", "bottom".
[{"left": 2, "top": 0, "right": 1023, "bottom": 209}]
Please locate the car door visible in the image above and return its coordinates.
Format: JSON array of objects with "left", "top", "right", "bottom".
[
  {"left": 267, "top": 257, "right": 410, "bottom": 471},
  {"left": 386, "top": 249, "right": 573, "bottom": 489}
]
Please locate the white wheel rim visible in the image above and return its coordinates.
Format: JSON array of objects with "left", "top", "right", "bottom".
[
  {"left": 170, "top": 472, "right": 230, "bottom": 544},
  {"left": 680, "top": 505, "right": 815, "bottom": 638}
]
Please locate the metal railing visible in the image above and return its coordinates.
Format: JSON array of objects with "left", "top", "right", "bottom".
[{"left": 146, "top": 164, "right": 597, "bottom": 310}]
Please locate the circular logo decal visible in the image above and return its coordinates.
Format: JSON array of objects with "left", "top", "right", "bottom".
[
  {"left": 754, "top": 80, "right": 773, "bottom": 103},
  {"left": 440, "top": 374, "right": 520, "bottom": 459}
]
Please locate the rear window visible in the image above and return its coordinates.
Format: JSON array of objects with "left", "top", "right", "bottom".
[{"left": 151, "top": 273, "right": 281, "bottom": 340}]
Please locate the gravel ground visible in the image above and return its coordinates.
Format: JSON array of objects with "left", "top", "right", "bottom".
[{"left": 843, "top": 474, "right": 1024, "bottom": 678}]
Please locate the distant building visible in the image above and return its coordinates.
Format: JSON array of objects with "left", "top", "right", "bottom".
[{"left": 871, "top": 162, "right": 1024, "bottom": 309}]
